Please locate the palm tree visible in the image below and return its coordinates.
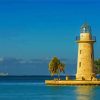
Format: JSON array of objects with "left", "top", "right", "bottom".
[{"left": 48, "top": 57, "right": 65, "bottom": 79}]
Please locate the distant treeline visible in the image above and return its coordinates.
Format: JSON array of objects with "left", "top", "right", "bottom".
[{"left": 94, "top": 59, "right": 100, "bottom": 74}]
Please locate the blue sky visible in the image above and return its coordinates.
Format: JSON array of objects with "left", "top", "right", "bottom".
[{"left": 0, "top": 0, "right": 100, "bottom": 75}]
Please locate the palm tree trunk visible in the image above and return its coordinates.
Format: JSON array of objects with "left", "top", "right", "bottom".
[{"left": 57, "top": 70, "right": 60, "bottom": 80}]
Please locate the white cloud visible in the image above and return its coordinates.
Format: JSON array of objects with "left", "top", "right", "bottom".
[
  {"left": 19, "top": 60, "right": 27, "bottom": 64},
  {"left": 0, "top": 57, "right": 4, "bottom": 62}
]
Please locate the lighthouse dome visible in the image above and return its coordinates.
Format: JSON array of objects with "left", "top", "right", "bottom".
[{"left": 80, "top": 23, "right": 91, "bottom": 33}]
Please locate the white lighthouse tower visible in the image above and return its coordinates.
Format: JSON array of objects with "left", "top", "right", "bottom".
[{"left": 76, "top": 23, "right": 96, "bottom": 81}]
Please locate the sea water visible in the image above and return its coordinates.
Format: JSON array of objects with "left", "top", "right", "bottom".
[{"left": 0, "top": 76, "right": 99, "bottom": 100}]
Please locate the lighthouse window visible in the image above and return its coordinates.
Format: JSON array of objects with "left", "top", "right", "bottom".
[
  {"left": 80, "top": 50, "right": 82, "bottom": 54},
  {"left": 79, "top": 62, "right": 81, "bottom": 67},
  {"left": 91, "top": 54, "right": 92, "bottom": 59}
]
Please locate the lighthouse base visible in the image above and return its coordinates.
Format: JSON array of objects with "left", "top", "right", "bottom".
[{"left": 76, "top": 73, "right": 97, "bottom": 81}]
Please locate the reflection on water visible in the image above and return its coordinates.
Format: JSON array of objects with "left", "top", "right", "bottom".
[{"left": 75, "top": 86, "right": 95, "bottom": 100}]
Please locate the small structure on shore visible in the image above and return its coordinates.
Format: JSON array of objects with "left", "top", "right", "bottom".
[{"left": 45, "top": 23, "right": 100, "bottom": 85}]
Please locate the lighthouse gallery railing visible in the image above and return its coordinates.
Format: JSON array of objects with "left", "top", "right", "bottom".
[{"left": 76, "top": 36, "right": 96, "bottom": 41}]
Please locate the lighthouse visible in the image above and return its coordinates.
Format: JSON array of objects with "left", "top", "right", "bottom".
[{"left": 76, "top": 23, "right": 96, "bottom": 81}]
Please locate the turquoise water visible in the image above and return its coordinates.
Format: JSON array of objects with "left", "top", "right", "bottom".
[{"left": 0, "top": 76, "right": 100, "bottom": 100}]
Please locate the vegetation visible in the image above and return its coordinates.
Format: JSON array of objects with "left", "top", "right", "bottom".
[
  {"left": 48, "top": 57, "right": 65, "bottom": 78},
  {"left": 94, "top": 59, "right": 100, "bottom": 74}
]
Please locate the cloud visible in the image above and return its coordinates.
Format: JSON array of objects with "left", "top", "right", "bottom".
[
  {"left": 0, "top": 57, "right": 48, "bottom": 65},
  {"left": 0, "top": 57, "right": 76, "bottom": 75},
  {"left": 0, "top": 57, "right": 4, "bottom": 62},
  {"left": 0, "top": 57, "right": 75, "bottom": 65}
]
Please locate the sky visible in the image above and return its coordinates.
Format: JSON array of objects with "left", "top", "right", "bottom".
[{"left": 0, "top": 0, "right": 100, "bottom": 75}]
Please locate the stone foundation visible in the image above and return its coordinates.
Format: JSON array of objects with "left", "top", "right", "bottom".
[{"left": 45, "top": 80, "right": 100, "bottom": 85}]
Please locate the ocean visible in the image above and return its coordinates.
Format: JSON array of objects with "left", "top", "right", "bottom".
[{"left": 0, "top": 76, "right": 99, "bottom": 100}]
